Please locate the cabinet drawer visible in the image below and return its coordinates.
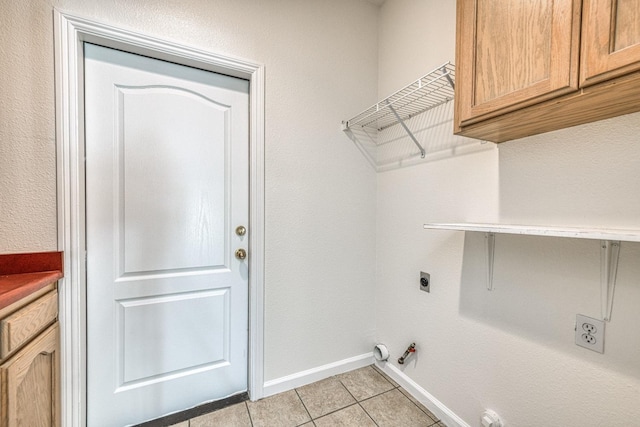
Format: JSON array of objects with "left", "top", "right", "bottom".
[{"left": 0, "top": 291, "right": 58, "bottom": 359}]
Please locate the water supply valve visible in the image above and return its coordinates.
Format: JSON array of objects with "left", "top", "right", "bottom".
[{"left": 397, "top": 342, "right": 416, "bottom": 364}]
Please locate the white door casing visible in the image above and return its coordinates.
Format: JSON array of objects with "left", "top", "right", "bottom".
[
  {"left": 84, "top": 44, "right": 248, "bottom": 425},
  {"left": 54, "top": 11, "right": 265, "bottom": 427}
]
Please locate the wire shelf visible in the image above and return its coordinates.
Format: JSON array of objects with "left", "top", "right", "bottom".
[{"left": 343, "top": 62, "right": 455, "bottom": 132}]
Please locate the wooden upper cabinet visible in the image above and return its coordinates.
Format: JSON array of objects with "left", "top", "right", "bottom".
[
  {"left": 455, "top": 0, "right": 582, "bottom": 128},
  {"left": 581, "top": 0, "right": 640, "bottom": 86},
  {"left": 455, "top": 0, "right": 640, "bottom": 142}
]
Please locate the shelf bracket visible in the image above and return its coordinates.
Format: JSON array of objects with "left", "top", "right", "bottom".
[
  {"left": 600, "top": 240, "right": 620, "bottom": 322},
  {"left": 485, "top": 232, "right": 495, "bottom": 291},
  {"left": 386, "top": 101, "right": 425, "bottom": 158},
  {"left": 442, "top": 65, "right": 455, "bottom": 90}
]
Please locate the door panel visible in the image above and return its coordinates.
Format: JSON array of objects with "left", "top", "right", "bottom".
[
  {"left": 84, "top": 43, "right": 249, "bottom": 426},
  {"left": 615, "top": 0, "right": 640, "bottom": 50},
  {"left": 117, "top": 289, "right": 229, "bottom": 386},
  {"left": 118, "top": 86, "right": 230, "bottom": 273},
  {"left": 0, "top": 324, "right": 59, "bottom": 427},
  {"left": 581, "top": 0, "right": 640, "bottom": 86},
  {"left": 455, "top": 0, "right": 581, "bottom": 126}
]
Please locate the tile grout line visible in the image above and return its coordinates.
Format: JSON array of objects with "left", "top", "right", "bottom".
[
  {"left": 335, "top": 375, "right": 380, "bottom": 427},
  {"left": 356, "top": 387, "right": 397, "bottom": 405},
  {"left": 406, "top": 395, "right": 441, "bottom": 423},
  {"left": 179, "top": 366, "right": 445, "bottom": 427},
  {"left": 335, "top": 374, "right": 360, "bottom": 403},
  {"left": 244, "top": 401, "right": 254, "bottom": 427},
  {"left": 305, "top": 384, "right": 357, "bottom": 420},
  {"left": 311, "top": 402, "right": 362, "bottom": 423},
  {"left": 373, "top": 365, "right": 442, "bottom": 425},
  {"left": 342, "top": 366, "right": 398, "bottom": 404},
  {"left": 293, "top": 388, "right": 314, "bottom": 425},
  {"left": 212, "top": 366, "right": 442, "bottom": 427},
  {"left": 358, "top": 402, "right": 380, "bottom": 427},
  {"left": 358, "top": 387, "right": 439, "bottom": 427},
  {"left": 398, "top": 388, "right": 442, "bottom": 424}
]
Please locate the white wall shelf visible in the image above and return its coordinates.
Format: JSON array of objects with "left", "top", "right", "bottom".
[
  {"left": 342, "top": 62, "right": 455, "bottom": 159},
  {"left": 423, "top": 222, "right": 640, "bottom": 322},
  {"left": 422, "top": 222, "right": 640, "bottom": 242}
]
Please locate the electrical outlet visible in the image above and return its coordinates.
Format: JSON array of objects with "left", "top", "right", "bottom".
[
  {"left": 420, "top": 271, "right": 430, "bottom": 293},
  {"left": 575, "top": 314, "right": 605, "bottom": 354}
]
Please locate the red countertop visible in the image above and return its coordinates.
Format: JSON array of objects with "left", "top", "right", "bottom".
[{"left": 0, "top": 252, "right": 63, "bottom": 311}]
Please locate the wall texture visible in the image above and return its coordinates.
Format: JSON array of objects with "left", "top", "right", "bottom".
[
  {"left": 0, "top": 0, "right": 58, "bottom": 252},
  {"left": 376, "top": 1, "right": 640, "bottom": 426},
  {"left": 5, "top": 0, "right": 640, "bottom": 424},
  {"left": 0, "top": 0, "right": 378, "bottom": 382}
]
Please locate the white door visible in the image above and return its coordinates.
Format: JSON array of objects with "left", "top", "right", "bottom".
[{"left": 84, "top": 43, "right": 249, "bottom": 426}]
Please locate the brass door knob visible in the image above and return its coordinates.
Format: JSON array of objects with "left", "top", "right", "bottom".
[
  {"left": 235, "top": 248, "right": 247, "bottom": 260},
  {"left": 235, "top": 225, "right": 247, "bottom": 236}
]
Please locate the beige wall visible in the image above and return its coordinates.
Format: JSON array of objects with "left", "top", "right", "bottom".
[
  {"left": 5, "top": 0, "right": 640, "bottom": 424},
  {"left": 1, "top": 0, "right": 379, "bottom": 381},
  {"left": 1, "top": 0, "right": 58, "bottom": 252},
  {"left": 376, "top": 1, "right": 640, "bottom": 426}
]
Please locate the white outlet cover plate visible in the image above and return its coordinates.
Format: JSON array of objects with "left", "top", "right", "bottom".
[{"left": 575, "top": 314, "right": 605, "bottom": 354}]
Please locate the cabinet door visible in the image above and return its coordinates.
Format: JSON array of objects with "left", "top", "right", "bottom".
[
  {"left": 455, "top": 0, "right": 582, "bottom": 128},
  {"left": 0, "top": 324, "right": 59, "bottom": 427},
  {"left": 581, "top": 0, "right": 640, "bottom": 86}
]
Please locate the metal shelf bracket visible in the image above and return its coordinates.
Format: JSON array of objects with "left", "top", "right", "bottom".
[
  {"left": 484, "top": 235, "right": 622, "bottom": 310},
  {"left": 387, "top": 101, "right": 425, "bottom": 158},
  {"left": 485, "top": 232, "right": 495, "bottom": 290},
  {"left": 600, "top": 240, "right": 620, "bottom": 322},
  {"left": 424, "top": 224, "right": 633, "bottom": 315}
]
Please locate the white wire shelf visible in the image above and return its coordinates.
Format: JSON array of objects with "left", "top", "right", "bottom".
[
  {"left": 343, "top": 62, "right": 455, "bottom": 133},
  {"left": 342, "top": 62, "right": 455, "bottom": 163}
]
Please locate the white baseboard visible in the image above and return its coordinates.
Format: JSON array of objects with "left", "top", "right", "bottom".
[
  {"left": 262, "top": 353, "right": 374, "bottom": 399},
  {"left": 375, "top": 361, "right": 470, "bottom": 427}
]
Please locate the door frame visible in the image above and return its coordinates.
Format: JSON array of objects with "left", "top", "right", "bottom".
[{"left": 54, "top": 10, "right": 265, "bottom": 427}]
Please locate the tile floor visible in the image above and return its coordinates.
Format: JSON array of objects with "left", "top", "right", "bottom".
[{"left": 171, "top": 365, "right": 447, "bottom": 426}]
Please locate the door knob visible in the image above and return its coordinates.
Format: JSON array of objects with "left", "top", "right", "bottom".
[
  {"left": 235, "top": 248, "right": 247, "bottom": 260},
  {"left": 235, "top": 225, "right": 247, "bottom": 236}
]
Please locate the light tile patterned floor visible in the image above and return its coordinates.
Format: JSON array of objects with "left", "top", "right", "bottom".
[{"left": 173, "top": 365, "right": 447, "bottom": 426}]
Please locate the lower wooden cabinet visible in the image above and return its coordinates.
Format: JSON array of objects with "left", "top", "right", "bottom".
[{"left": 0, "top": 289, "right": 59, "bottom": 427}]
